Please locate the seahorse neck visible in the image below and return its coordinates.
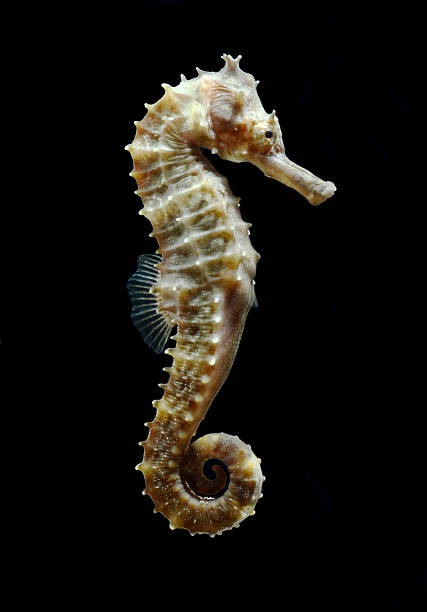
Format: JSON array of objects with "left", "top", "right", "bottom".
[{"left": 130, "top": 121, "right": 220, "bottom": 204}]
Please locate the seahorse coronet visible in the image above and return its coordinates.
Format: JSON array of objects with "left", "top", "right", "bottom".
[{"left": 126, "top": 54, "right": 336, "bottom": 536}]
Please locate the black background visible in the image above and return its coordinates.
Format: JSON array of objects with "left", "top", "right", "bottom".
[{"left": 4, "top": 0, "right": 425, "bottom": 610}]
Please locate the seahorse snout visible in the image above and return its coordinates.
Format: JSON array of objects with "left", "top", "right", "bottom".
[{"left": 253, "top": 151, "right": 336, "bottom": 205}]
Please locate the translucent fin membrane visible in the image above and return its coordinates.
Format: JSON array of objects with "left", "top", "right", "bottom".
[
  {"left": 252, "top": 290, "right": 259, "bottom": 308},
  {"left": 127, "top": 254, "right": 174, "bottom": 354}
]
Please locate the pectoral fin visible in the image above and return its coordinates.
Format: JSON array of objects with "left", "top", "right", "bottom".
[{"left": 127, "top": 254, "right": 174, "bottom": 354}]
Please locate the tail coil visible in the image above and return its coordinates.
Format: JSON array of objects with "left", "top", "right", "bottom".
[{"left": 138, "top": 430, "right": 264, "bottom": 536}]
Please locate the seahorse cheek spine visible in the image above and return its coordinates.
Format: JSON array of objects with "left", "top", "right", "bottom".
[{"left": 126, "top": 54, "right": 335, "bottom": 536}]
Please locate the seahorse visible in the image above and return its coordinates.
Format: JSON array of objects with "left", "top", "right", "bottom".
[{"left": 125, "top": 54, "right": 336, "bottom": 536}]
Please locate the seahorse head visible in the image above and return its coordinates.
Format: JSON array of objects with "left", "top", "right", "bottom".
[{"left": 197, "top": 54, "right": 336, "bottom": 205}]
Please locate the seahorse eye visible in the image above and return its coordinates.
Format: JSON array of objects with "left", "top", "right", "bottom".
[{"left": 265, "top": 130, "right": 273, "bottom": 139}]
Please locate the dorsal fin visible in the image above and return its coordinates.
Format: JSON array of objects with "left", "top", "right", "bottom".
[{"left": 127, "top": 254, "right": 174, "bottom": 354}]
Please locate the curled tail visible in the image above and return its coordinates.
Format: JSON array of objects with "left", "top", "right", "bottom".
[{"left": 138, "top": 423, "right": 264, "bottom": 536}]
